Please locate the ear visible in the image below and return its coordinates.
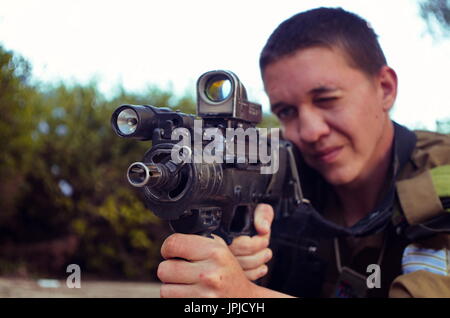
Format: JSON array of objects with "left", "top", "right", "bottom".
[{"left": 377, "top": 66, "right": 398, "bottom": 112}]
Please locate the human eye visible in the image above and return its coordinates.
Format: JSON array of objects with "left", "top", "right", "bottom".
[
  {"left": 275, "top": 106, "right": 297, "bottom": 121},
  {"left": 314, "top": 96, "right": 339, "bottom": 107},
  {"left": 316, "top": 97, "right": 338, "bottom": 102},
  {"left": 314, "top": 96, "right": 339, "bottom": 104}
]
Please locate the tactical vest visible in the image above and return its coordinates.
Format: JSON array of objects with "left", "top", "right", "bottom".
[{"left": 264, "top": 123, "right": 450, "bottom": 298}]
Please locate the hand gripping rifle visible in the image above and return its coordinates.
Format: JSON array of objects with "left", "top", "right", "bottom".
[{"left": 110, "top": 70, "right": 306, "bottom": 244}]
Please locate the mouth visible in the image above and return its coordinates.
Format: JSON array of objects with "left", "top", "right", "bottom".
[{"left": 312, "top": 146, "right": 343, "bottom": 164}]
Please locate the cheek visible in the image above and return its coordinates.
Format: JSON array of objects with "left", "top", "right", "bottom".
[
  {"left": 327, "top": 105, "right": 383, "bottom": 160},
  {"left": 281, "top": 121, "right": 300, "bottom": 144},
  {"left": 325, "top": 93, "right": 381, "bottom": 140}
]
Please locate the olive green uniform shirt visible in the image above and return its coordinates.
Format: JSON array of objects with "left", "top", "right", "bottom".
[
  {"left": 319, "top": 130, "right": 450, "bottom": 298},
  {"left": 389, "top": 130, "right": 450, "bottom": 297}
]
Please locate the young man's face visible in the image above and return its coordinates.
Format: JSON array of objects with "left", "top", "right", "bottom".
[{"left": 262, "top": 46, "right": 396, "bottom": 187}]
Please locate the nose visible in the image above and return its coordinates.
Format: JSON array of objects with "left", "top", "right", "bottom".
[{"left": 297, "top": 106, "right": 330, "bottom": 144}]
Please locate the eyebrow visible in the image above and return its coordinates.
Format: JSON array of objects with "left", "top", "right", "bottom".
[
  {"left": 309, "top": 85, "right": 339, "bottom": 94},
  {"left": 270, "top": 85, "right": 340, "bottom": 111}
]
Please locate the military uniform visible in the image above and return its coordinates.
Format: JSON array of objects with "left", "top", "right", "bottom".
[
  {"left": 389, "top": 129, "right": 450, "bottom": 297},
  {"left": 265, "top": 122, "right": 450, "bottom": 298}
]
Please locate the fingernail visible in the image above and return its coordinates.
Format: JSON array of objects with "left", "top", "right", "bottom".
[{"left": 261, "top": 265, "right": 268, "bottom": 275}]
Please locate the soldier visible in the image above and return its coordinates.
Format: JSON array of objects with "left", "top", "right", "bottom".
[{"left": 157, "top": 7, "right": 450, "bottom": 297}]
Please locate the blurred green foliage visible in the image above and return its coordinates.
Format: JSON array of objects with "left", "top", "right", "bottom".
[
  {"left": 0, "top": 46, "right": 194, "bottom": 280},
  {"left": 0, "top": 46, "right": 280, "bottom": 280},
  {"left": 419, "top": 0, "right": 450, "bottom": 38}
]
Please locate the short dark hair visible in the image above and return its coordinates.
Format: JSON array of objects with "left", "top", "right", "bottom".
[{"left": 260, "top": 7, "right": 387, "bottom": 76}]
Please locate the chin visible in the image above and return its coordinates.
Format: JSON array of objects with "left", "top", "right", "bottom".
[{"left": 320, "top": 168, "right": 356, "bottom": 186}]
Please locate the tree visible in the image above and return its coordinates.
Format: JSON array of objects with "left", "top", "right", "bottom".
[
  {"left": 419, "top": 0, "right": 450, "bottom": 37},
  {"left": 0, "top": 44, "right": 281, "bottom": 280},
  {"left": 0, "top": 46, "right": 38, "bottom": 228},
  {"left": 0, "top": 46, "right": 196, "bottom": 279}
]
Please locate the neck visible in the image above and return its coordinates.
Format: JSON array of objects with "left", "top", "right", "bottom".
[{"left": 335, "top": 120, "right": 395, "bottom": 227}]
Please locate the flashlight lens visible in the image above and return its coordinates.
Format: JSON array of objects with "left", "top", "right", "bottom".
[
  {"left": 205, "top": 76, "right": 232, "bottom": 102},
  {"left": 117, "top": 108, "right": 138, "bottom": 135}
]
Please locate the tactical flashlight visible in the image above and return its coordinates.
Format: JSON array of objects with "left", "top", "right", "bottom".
[
  {"left": 111, "top": 104, "right": 160, "bottom": 140},
  {"left": 111, "top": 104, "right": 195, "bottom": 141}
]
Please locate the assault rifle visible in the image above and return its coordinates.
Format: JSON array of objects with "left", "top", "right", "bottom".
[{"left": 111, "top": 70, "right": 305, "bottom": 243}]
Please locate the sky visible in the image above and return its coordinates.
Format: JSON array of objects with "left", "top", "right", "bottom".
[{"left": 1, "top": 0, "right": 450, "bottom": 130}]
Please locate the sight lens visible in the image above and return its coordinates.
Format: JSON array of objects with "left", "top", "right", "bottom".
[
  {"left": 117, "top": 108, "right": 138, "bottom": 135},
  {"left": 205, "top": 76, "right": 232, "bottom": 102}
]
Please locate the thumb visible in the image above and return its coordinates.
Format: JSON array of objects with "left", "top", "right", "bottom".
[{"left": 254, "top": 204, "right": 274, "bottom": 236}]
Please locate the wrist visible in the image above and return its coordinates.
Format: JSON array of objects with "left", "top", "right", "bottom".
[{"left": 246, "top": 281, "right": 295, "bottom": 298}]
